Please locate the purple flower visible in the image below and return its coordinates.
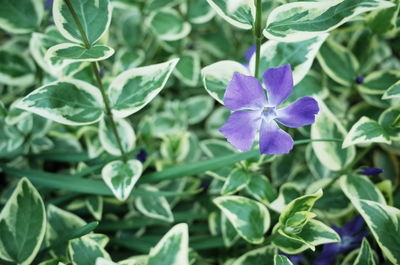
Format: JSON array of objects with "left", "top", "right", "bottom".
[
  {"left": 219, "top": 65, "right": 319, "bottom": 155},
  {"left": 360, "top": 167, "right": 383, "bottom": 176},
  {"left": 314, "top": 216, "right": 368, "bottom": 265},
  {"left": 244, "top": 45, "right": 256, "bottom": 63},
  {"left": 45, "top": 0, "right": 53, "bottom": 9}
]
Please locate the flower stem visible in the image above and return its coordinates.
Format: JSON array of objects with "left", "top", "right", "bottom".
[
  {"left": 64, "top": 0, "right": 127, "bottom": 163},
  {"left": 253, "top": 0, "right": 263, "bottom": 78}
]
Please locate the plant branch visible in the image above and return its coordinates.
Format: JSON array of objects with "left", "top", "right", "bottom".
[
  {"left": 253, "top": 0, "right": 263, "bottom": 78},
  {"left": 64, "top": 0, "right": 127, "bottom": 162}
]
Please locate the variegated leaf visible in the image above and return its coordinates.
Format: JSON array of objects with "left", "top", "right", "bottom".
[
  {"left": 221, "top": 214, "right": 240, "bottom": 247},
  {"left": 0, "top": 49, "right": 35, "bottom": 86},
  {"left": 109, "top": 59, "right": 179, "bottom": 118},
  {"left": 101, "top": 159, "right": 143, "bottom": 201},
  {"left": 221, "top": 168, "right": 251, "bottom": 195},
  {"left": 353, "top": 239, "right": 377, "bottom": 265},
  {"left": 85, "top": 196, "right": 103, "bottom": 221},
  {"left": 206, "top": 0, "right": 255, "bottom": 29},
  {"left": 382, "top": 80, "right": 400, "bottom": 99},
  {"left": 53, "top": 0, "right": 112, "bottom": 45},
  {"left": 311, "top": 100, "right": 356, "bottom": 171},
  {"left": 148, "top": 223, "right": 189, "bottom": 265},
  {"left": 0, "top": 0, "right": 44, "bottom": 33},
  {"left": 358, "top": 70, "right": 400, "bottom": 95},
  {"left": 378, "top": 106, "right": 400, "bottom": 139},
  {"left": 274, "top": 254, "right": 294, "bottom": 265},
  {"left": 173, "top": 51, "right": 200, "bottom": 86},
  {"left": 185, "top": 0, "right": 215, "bottom": 24},
  {"left": 214, "top": 196, "right": 270, "bottom": 244},
  {"left": 147, "top": 9, "right": 191, "bottom": 41},
  {"left": 16, "top": 79, "right": 104, "bottom": 126},
  {"left": 99, "top": 117, "right": 136, "bottom": 156},
  {"left": 135, "top": 185, "right": 174, "bottom": 223},
  {"left": 343, "top": 116, "right": 391, "bottom": 148},
  {"left": 245, "top": 173, "right": 277, "bottom": 205},
  {"left": 249, "top": 35, "right": 328, "bottom": 84},
  {"left": 46, "top": 43, "right": 115, "bottom": 64},
  {"left": 69, "top": 237, "right": 110, "bottom": 265},
  {"left": 184, "top": 96, "right": 214, "bottom": 125},
  {"left": 232, "top": 246, "right": 276, "bottom": 265},
  {"left": 0, "top": 178, "right": 46, "bottom": 265},
  {"left": 264, "top": 0, "right": 394, "bottom": 42}
]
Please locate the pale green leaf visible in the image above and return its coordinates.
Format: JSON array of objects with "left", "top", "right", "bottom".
[
  {"left": 353, "top": 239, "right": 377, "bottom": 265},
  {"left": 147, "top": 8, "right": 191, "bottom": 41},
  {"left": 0, "top": 50, "right": 35, "bottom": 86},
  {"left": 184, "top": 95, "right": 214, "bottom": 125},
  {"left": 245, "top": 173, "right": 277, "bottom": 205},
  {"left": 206, "top": 0, "right": 255, "bottom": 29},
  {"left": 382, "top": 80, "right": 400, "bottom": 99},
  {"left": 69, "top": 237, "right": 110, "bottom": 265},
  {"left": 186, "top": 0, "right": 215, "bottom": 24},
  {"left": 148, "top": 223, "right": 189, "bottom": 265},
  {"left": 101, "top": 159, "right": 143, "bottom": 201},
  {"left": 232, "top": 246, "right": 276, "bottom": 265},
  {"left": 0, "top": 178, "right": 46, "bottom": 265},
  {"left": 358, "top": 70, "right": 400, "bottom": 95},
  {"left": 173, "top": 51, "right": 200, "bottom": 86},
  {"left": 214, "top": 195, "right": 271, "bottom": 244},
  {"left": 221, "top": 168, "right": 251, "bottom": 195},
  {"left": 378, "top": 106, "right": 400, "bottom": 139},
  {"left": 274, "top": 254, "right": 293, "bottom": 265},
  {"left": 16, "top": 79, "right": 104, "bottom": 126},
  {"left": 85, "top": 196, "right": 103, "bottom": 221},
  {"left": 0, "top": 0, "right": 44, "bottom": 33},
  {"left": 46, "top": 43, "right": 115, "bottom": 63}
]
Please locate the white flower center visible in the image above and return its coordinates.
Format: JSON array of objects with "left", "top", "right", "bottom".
[{"left": 262, "top": 106, "right": 277, "bottom": 122}]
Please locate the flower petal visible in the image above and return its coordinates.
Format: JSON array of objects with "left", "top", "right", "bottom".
[
  {"left": 220, "top": 110, "right": 262, "bottom": 151},
  {"left": 275, "top": 96, "right": 319, "bottom": 128},
  {"left": 224, "top": 72, "right": 267, "bottom": 111},
  {"left": 263, "top": 64, "right": 293, "bottom": 106},
  {"left": 259, "top": 120, "right": 294, "bottom": 155}
]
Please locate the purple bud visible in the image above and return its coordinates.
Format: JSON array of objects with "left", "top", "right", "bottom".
[
  {"left": 244, "top": 45, "right": 256, "bottom": 62},
  {"left": 355, "top": 76, "right": 364, "bottom": 84},
  {"left": 45, "top": 0, "right": 53, "bottom": 9},
  {"left": 136, "top": 149, "right": 147, "bottom": 163},
  {"left": 360, "top": 167, "right": 384, "bottom": 176}
]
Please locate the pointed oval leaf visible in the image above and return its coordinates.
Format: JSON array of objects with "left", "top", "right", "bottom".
[
  {"left": 378, "top": 106, "right": 400, "bottom": 139},
  {"left": 382, "top": 80, "right": 400, "bottom": 99},
  {"left": 186, "top": 0, "right": 215, "bottom": 24},
  {"left": 0, "top": 178, "right": 46, "bottom": 265},
  {"left": 221, "top": 214, "right": 240, "bottom": 247},
  {"left": 359, "top": 70, "right": 400, "bottom": 95},
  {"left": 53, "top": 0, "right": 112, "bottom": 45},
  {"left": 232, "top": 246, "right": 276, "bottom": 265},
  {"left": 201, "top": 60, "right": 249, "bottom": 104},
  {"left": 101, "top": 159, "right": 143, "bottom": 201},
  {"left": 148, "top": 223, "right": 189, "bottom": 265},
  {"left": 109, "top": 59, "right": 179, "bottom": 118},
  {"left": 0, "top": 0, "right": 44, "bottom": 33},
  {"left": 221, "top": 168, "right": 251, "bottom": 195},
  {"left": 343, "top": 116, "right": 391, "bottom": 148},
  {"left": 274, "top": 254, "right": 294, "bottom": 265},
  {"left": 0, "top": 50, "right": 35, "bottom": 86},
  {"left": 85, "top": 196, "right": 103, "bottom": 221},
  {"left": 264, "top": 0, "right": 394, "bottom": 42},
  {"left": 16, "top": 79, "right": 104, "bottom": 125},
  {"left": 135, "top": 186, "right": 174, "bottom": 223},
  {"left": 214, "top": 195, "right": 271, "bottom": 244},
  {"left": 353, "top": 239, "right": 377, "bottom": 265},
  {"left": 69, "top": 237, "right": 110, "bottom": 265},
  {"left": 245, "top": 173, "right": 277, "bottom": 205},
  {"left": 249, "top": 34, "right": 328, "bottom": 85},
  {"left": 99, "top": 117, "right": 136, "bottom": 156},
  {"left": 46, "top": 43, "right": 115, "bottom": 64},
  {"left": 184, "top": 96, "right": 214, "bottom": 125},
  {"left": 148, "top": 9, "right": 191, "bottom": 41},
  {"left": 311, "top": 100, "right": 356, "bottom": 171},
  {"left": 206, "top": 0, "right": 255, "bottom": 29},
  {"left": 173, "top": 51, "right": 200, "bottom": 86}
]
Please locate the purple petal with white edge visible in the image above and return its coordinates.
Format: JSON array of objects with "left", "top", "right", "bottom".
[
  {"left": 275, "top": 97, "right": 319, "bottom": 128},
  {"left": 223, "top": 73, "right": 267, "bottom": 111},
  {"left": 263, "top": 64, "right": 293, "bottom": 106},
  {"left": 220, "top": 110, "right": 262, "bottom": 152},
  {"left": 259, "top": 120, "right": 294, "bottom": 155}
]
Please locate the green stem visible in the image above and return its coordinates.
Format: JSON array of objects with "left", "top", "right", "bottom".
[
  {"left": 64, "top": 0, "right": 127, "bottom": 162},
  {"left": 253, "top": 0, "right": 263, "bottom": 78}
]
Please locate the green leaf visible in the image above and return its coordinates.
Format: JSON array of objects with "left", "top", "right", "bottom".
[
  {"left": 146, "top": 0, "right": 180, "bottom": 11},
  {"left": 343, "top": 116, "right": 391, "bottom": 148},
  {"left": 269, "top": 183, "right": 302, "bottom": 213},
  {"left": 46, "top": 204, "right": 86, "bottom": 258},
  {"left": 311, "top": 100, "right": 355, "bottom": 171},
  {"left": 264, "top": 0, "right": 394, "bottom": 42},
  {"left": 69, "top": 236, "right": 110, "bottom": 265},
  {"left": 186, "top": 0, "right": 215, "bottom": 24},
  {"left": 274, "top": 254, "right": 294, "bottom": 265},
  {"left": 148, "top": 223, "right": 189, "bottom": 265},
  {"left": 273, "top": 219, "right": 340, "bottom": 254},
  {"left": 85, "top": 196, "right": 103, "bottom": 220},
  {"left": 173, "top": 51, "right": 200, "bottom": 86},
  {"left": 0, "top": 49, "right": 35, "bottom": 86},
  {"left": 221, "top": 168, "right": 251, "bottom": 195},
  {"left": 202, "top": 60, "right": 249, "bottom": 104},
  {"left": 378, "top": 106, "right": 400, "bottom": 139},
  {"left": 353, "top": 239, "right": 377, "bottom": 265},
  {"left": 0, "top": 178, "right": 46, "bottom": 265},
  {"left": 53, "top": 0, "right": 112, "bottom": 45},
  {"left": 213, "top": 195, "right": 270, "bottom": 244},
  {"left": 232, "top": 246, "right": 276, "bottom": 265},
  {"left": 317, "top": 39, "right": 359, "bottom": 86},
  {"left": 221, "top": 214, "right": 240, "bottom": 247},
  {"left": 206, "top": 0, "right": 255, "bottom": 30},
  {"left": 101, "top": 159, "right": 143, "bottom": 201},
  {"left": 148, "top": 8, "right": 191, "bottom": 41},
  {"left": 16, "top": 79, "right": 104, "bottom": 126},
  {"left": 99, "top": 117, "right": 136, "bottom": 156},
  {"left": 279, "top": 190, "right": 322, "bottom": 226},
  {"left": 135, "top": 185, "right": 174, "bottom": 223},
  {"left": 0, "top": 0, "right": 43, "bottom": 33},
  {"left": 367, "top": 2, "right": 400, "bottom": 34},
  {"left": 250, "top": 35, "right": 328, "bottom": 85},
  {"left": 109, "top": 59, "right": 179, "bottom": 118},
  {"left": 340, "top": 174, "right": 386, "bottom": 206},
  {"left": 46, "top": 43, "right": 115, "bottom": 63},
  {"left": 184, "top": 96, "right": 214, "bottom": 125},
  {"left": 358, "top": 70, "right": 400, "bottom": 95},
  {"left": 245, "top": 173, "right": 277, "bottom": 205},
  {"left": 382, "top": 80, "right": 400, "bottom": 99}
]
